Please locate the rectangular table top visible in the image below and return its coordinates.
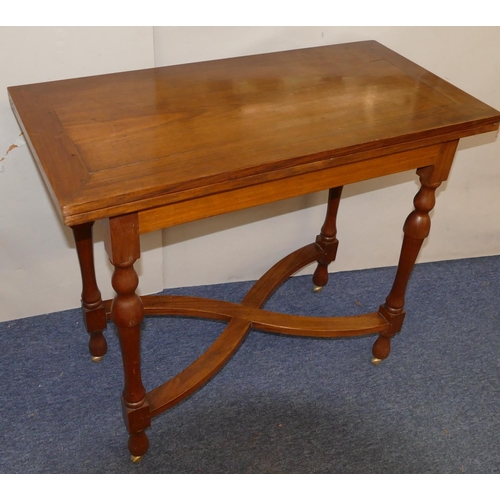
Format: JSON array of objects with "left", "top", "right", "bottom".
[{"left": 8, "top": 40, "right": 500, "bottom": 226}]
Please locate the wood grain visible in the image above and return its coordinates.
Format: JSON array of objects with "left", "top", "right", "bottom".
[{"left": 8, "top": 41, "right": 499, "bottom": 226}]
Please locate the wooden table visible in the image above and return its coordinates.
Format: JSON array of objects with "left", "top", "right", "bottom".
[{"left": 8, "top": 41, "right": 500, "bottom": 462}]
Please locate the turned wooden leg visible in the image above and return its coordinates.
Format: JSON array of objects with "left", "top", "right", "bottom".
[
  {"left": 104, "top": 213, "right": 151, "bottom": 461},
  {"left": 72, "top": 222, "right": 108, "bottom": 361},
  {"left": 373, "top": 166, "right": 443, "bottom": 364},
  {"left": 312, "top": 186, "right": 343, "bottom": 292}
]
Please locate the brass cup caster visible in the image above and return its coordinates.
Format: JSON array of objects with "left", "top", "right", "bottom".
[
  {"left": 131, "top": 455, "right": 143, "bottom": 463},
  {"left": 313, "top": 285, "right": 323, "bottom": 293},
  {"left": 91, "top": 356, "right": 103, "bottom": 363},
  {"left": 371, "top": 357, "right": 382, "bottom": 365}
]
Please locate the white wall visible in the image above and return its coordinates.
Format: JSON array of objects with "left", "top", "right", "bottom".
[
  {"left": 154, "top": 27, "right": 500, "bottom": 288},
  {"left": 1, "top": 27, "right": 499, "bottom": 322},
  {"left": 0, "top": 27, "right": 163, "bottom": 322}
]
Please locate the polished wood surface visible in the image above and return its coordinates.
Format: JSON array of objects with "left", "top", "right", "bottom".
[
  {"left": 313, "top": 186, "right": 343, "bottom": 289},
  {"left": 8, "top": 41, "right": 500, "bottom": 227},
  {"left": 103, "top": 213, "right": 150, "bottom": 459},
  {"left": 8, "top": 41, "right": 500, "bottom": 461}
]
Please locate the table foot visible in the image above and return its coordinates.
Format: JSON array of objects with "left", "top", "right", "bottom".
[
  {"left": 312, "top": 285, "right": 323, "bottom": 293},
  {"left": 89, "top": 331, "right": 107, "bottom": 360},
  {"left": 128, "top": 430, "right": 149, "bottom": 461},
  {"left": 372, "top": 333, "right": 391, "bottom": 363},
  {"left": 371, "top": 357, "right": 383, "bottom": 365}
]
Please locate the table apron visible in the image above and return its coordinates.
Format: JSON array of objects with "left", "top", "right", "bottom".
[{"left": 138, "top": 143, "right": 445, "bottom": 234}]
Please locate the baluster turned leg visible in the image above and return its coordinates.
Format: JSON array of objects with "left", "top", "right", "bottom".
[
  {"left": 104, "top": 213, "right": 150, "bottom": 462},
  {"left": 372, "top": 166, "right": 442, "bottom": 365},
  {"left": 72, "top": 222, "right": 108, "bottom": 362},
  {"left": 312, "top": 186, "right": 343, "bottom": 292}
]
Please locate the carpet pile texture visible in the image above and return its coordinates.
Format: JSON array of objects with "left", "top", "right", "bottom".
[{"left": 1, "top": 256, "right": 499, "bottom": 473}]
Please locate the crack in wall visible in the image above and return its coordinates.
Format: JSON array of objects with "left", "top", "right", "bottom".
[{"left": 0, "top": 132, "right": 25, "bottom": 171}]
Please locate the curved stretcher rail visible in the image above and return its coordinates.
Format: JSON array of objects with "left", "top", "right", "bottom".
[{"left": 143, "top": 243, "right": 387, "bottom": 417}]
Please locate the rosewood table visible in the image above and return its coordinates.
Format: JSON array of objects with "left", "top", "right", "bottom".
[{"left": 8, "top": 41, "right": 500, "bottom": 462}]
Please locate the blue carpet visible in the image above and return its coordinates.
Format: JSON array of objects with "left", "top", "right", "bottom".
[{"left": 1, "top": 256, "right": 499, "bottom": 473}]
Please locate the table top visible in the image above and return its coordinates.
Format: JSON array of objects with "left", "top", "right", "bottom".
[{"left": 8, "top": 40, "right": 500, "bottom": 226}]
